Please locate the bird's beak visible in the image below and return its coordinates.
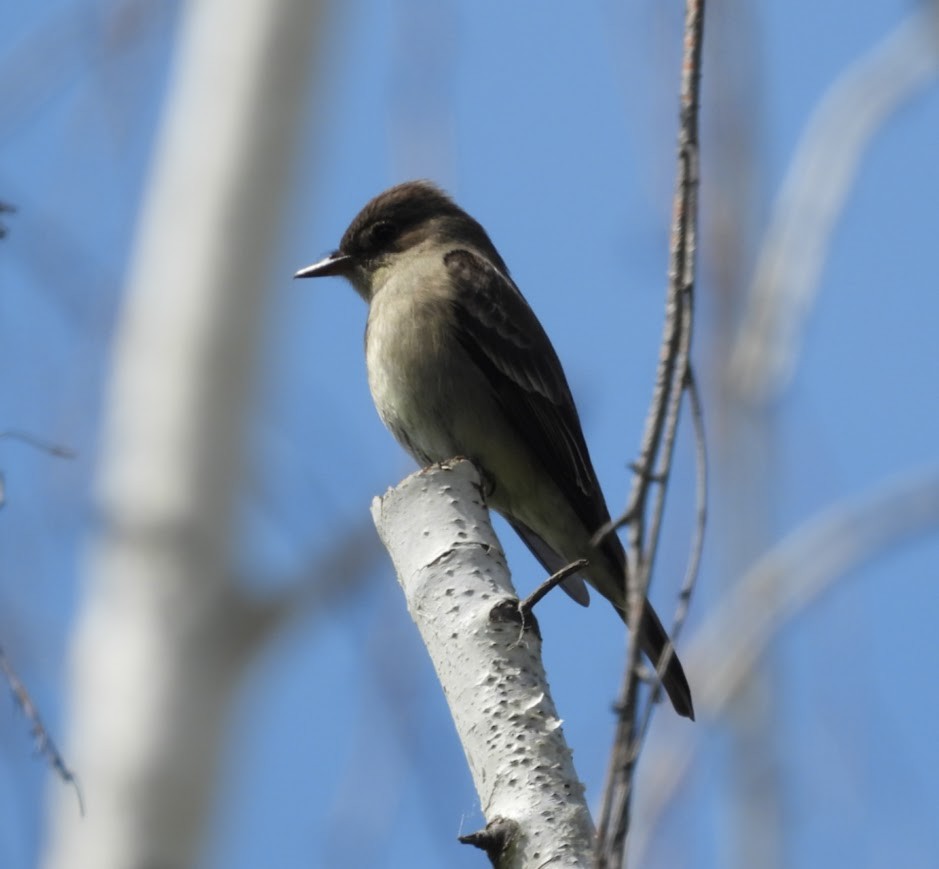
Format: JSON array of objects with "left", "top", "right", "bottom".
[{"left": 294, "top": 251, "right": 353, "bottom": 279}]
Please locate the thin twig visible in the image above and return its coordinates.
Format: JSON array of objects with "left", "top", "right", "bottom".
[
  {"left": 0, "top": 646, "right": 84, "bottom": 814},
  {"left": 519, "top": 558, "right": 589, "bottom": 620},
  {"left": 0, "top": 429, "right": 76, "bottom": 458},
  {"left": 0, "top": 429, "right": 81, "bottom": 799},
  {"left": 635, "top": 368, "right": 707, "bottom": 748},
  {"left": 0, "top": 430, "right": 76, "bottom": 509},
  {"left": 676, "top": 367, "right": 708, "bottom": 631},
  {"left": 641, "top": 287, "right": 694, "bottom": 578}
]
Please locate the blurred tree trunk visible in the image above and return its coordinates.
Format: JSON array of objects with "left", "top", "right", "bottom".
[{"left": 41, "top": 1, "right": 325, "bottom": 867}]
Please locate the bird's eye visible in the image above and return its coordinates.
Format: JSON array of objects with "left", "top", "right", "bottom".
[{"left": 366, "top": 220, "right": 397, "bottom": 248}]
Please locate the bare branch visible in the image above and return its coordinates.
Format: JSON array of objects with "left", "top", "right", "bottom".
[
  {"left": 1, "top": 646, "right": 83, "bottom": 814},
  {"left": 596, "top": 1, "right": 707, "bottom": 864},
  {"left": 0, "top": 429, "right": 76, "bottom": 508},
  {"left": 633, "top": 368, "right": 707, "bottom": 753},
  {"left": 0, "top": 429, "right": 76, "bottom": 458}
]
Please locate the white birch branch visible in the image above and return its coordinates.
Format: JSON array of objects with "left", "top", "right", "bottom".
[{"left": 371, "top": 459, "right": 595, "bottom": 868}]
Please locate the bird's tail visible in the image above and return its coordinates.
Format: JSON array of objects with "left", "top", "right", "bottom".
[{"left": 616, "top": 601, "right": 695, "bottom": 720}]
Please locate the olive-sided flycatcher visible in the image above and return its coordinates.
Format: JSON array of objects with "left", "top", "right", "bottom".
[{"left": 296, "top": 181, "right": 693, "bottom": 719}]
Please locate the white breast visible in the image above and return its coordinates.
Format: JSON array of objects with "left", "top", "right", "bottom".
[{"left": 364, "top": 257, "right": 459, "bottom": 464}]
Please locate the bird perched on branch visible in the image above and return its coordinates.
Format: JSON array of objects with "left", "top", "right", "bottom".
[{"left": 296, "top": 180, "right": 693, "bottom": 719}]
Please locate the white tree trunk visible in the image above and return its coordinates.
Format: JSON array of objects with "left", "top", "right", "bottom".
[
  {"left": 41, "top": 1, "right": 324, "bottom": 867},
  {"left": 371, "top": 459, "right": 595, "bottom": 868}
]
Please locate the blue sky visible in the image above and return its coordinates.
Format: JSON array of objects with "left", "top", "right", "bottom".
[{"left": 2, "top": 2, "right": 938, "bottom": 867}]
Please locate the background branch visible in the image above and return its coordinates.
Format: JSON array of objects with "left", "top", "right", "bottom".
[
  {"left": 632, "top": 467, "right": 939, "bottom": 864},
  {"left": 729, "top": 2, "right": 939, "bottom": 403}
]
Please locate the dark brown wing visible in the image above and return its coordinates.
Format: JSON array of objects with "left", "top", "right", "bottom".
[
  {"left": 443, "top": 248, "right": 616, "bottom": 557},
  {"left": 444, "top": 250, "right": 694, "bottom": 718}
]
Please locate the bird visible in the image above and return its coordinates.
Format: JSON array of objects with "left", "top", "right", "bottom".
[{"left": 295, "top": 180, "right": 693, "bottom": 719}]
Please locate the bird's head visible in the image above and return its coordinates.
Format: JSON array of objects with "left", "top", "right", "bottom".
[{"left": 294, "top": 180, "right": 507, "bottom": 301}]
